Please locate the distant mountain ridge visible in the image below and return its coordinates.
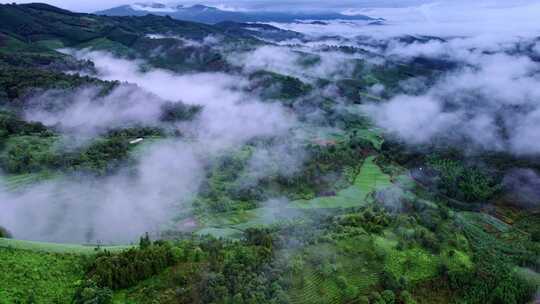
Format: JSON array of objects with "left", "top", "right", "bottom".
[{"left": 96, "top": 2, "right": 374, "bottom": 24}]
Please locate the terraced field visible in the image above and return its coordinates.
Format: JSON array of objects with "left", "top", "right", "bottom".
[
  {"left": 289, "top": 241, "right": 381, "bottom": 304},
  {"left": 457, "top": 212, "right": 531, "bottom": 257},
  {"left": 290, "top": 267, "right": 342, "bottom": 304},
  {"left": 384, "top": 247, "right": 439, "bottom": 284}
]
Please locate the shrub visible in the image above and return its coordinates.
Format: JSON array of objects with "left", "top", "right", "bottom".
[{"left": 72, "top": 280, "right": 113, "bottom": 304}]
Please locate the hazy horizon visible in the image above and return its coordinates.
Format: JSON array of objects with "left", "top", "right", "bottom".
[{"left": 0, "top": 0, "right": 473, "bottom": 13}]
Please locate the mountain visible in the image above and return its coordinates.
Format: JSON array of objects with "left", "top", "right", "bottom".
[
  {"left": 96, "top": 2, "right": 374, "bottom": 24},
  {"left": 0, "top": 2, "right": 279, "bottom": 77}
]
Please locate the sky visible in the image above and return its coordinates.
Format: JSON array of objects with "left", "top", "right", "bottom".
[{"left": 0, "top": 0, "right": 438, "bottom": 13}]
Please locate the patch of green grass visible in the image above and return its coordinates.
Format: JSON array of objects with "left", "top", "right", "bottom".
[
  {"left": 0, "top": 238, "right": 132, "bottom": 255},
  {"left": 374, "top": 234, "right": 399, "bottom": 251},
  {"left": 354, "top": 156, "right": 393, "bottom": 190},
  {"left": 1, "top": 170, "right": 60, "bottom": 191},
  {"left": 0, "top": 34, "right": 58, "bottom": 56},
  {"left": 195, "top": 228, "right": 243, "bottom": 239},
  {"left": 359, "top": 91, "right": 383, "bottom": 102},
  {"left": 34, "top": 39, "right": 65, "bottom": 50},
  {"left": 0, "top": 247, "right": 85, "bottom": 303},
  {"left": 199, "top": 209, "right": 255, "bottom": 227},
  {"left": 356, "top": 128, "right": 384, "bottom": 150},
  {"left": 293, "top": 156, "right": 392, "bottom": 209},
  {"left": 442, "top": 249, "right": 472, "bottom": 272},
  {"left": 76, "top": 38, "right": 134, "bottom": 56},
  {"left": 198, "top": 156, "right": 393, "bottom": 237}
]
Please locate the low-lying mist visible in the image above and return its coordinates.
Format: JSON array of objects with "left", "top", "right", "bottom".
[
  {"left": 0, "top": 50, "right": 298, "bottom": 243},
  {"left": 0, "top": 141, "right": 203, "bottom": 243},
  {"left": 267, "top": 1, "right": 540, "bottom": 156}
]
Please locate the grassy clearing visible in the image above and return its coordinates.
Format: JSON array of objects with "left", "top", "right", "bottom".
[
  {"left": 0, "top": 247, "right": 85, "bottom": 303},
  {"left": 196, "top": 205, "right": 302, "bottom": 237},
  {"left": 34, "top": 39, "right": 65, "bottom": 50},
  {"left": 195, "top": 227, "right": 243, "bottom": 239},
  {"left": 197, "top": 156, "right": 392, "bottom": 238},
  {"left": 359, "top": 91, "right": 384, "bottom": 102},
  {"left": 293, "top": 156, "right": 392, "bottom": 209},
  {"left": 354, "top": 156, "right": 393, "bottom": 190},
  {"left": 442, "top": 249, "right": 472, "bottom": 272},
  {"left": 357, "top": 128, "right": 385, "bottom": 150},
  {"left": 0, "top": 34, "right": 61, "bottom": 56},
  {"left": 0, "top": 171, "right": 60, "bottom": 191},
  {"left": 76, "top": 38, "right": 134, "bottom": 56},
  {"left": 0, "top": 238, "right": 132, "bottom": 255}
]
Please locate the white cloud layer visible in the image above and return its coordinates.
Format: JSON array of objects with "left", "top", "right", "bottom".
[
  {"left": 271, "top": 0, "right": 540, "bottom": 44},
  {"left": 364, "top": 51, "right": 540, "bottom": 155},
  {"left": 0, "top": 50, "right": 297, "bottom": 243}
]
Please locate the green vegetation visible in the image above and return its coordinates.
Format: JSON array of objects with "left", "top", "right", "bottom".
[
  {"left": 0, "top": 135, "right": 60, "bottom": 174},
  {"left": 0, "top": 238, "right": 132, "bottom": 255},
  {"left": 85, "top": 235, "right": 177, "bottom": 290},
  {"left": 0, "top": 3, "right": 537, "bottom": 304},
  {"left": 0, "top": 247, "right": 85, "bottom": 303},
  {"left": 292, "top": 156, "right": 391, "bottom": 209},
  {"left": 427, "top": 156, "right": 501, "bottom": 203},
  {"left": 249, "top": 70, "right": 313, "bottom": 102},
  {"left": 0, "top": 66, "right": 113, "bottom": 101},
  {"left": 0, "top": 127, "right": 165, "bottom": 176}
]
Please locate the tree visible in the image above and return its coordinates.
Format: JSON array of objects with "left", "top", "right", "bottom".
[
  {"left": 0, "top": 225, "right": 12, "bottom": 238},
  {"left": 139, "top": 232, "right": 151, "bottom": 249}
]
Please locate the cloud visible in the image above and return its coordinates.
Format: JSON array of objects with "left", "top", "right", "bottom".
[
  {"left": 24, "top": 84, "right": 165, "bottom": 136},
  {"left": 364, "top": 51, "right": 540, "bottom": 155},
  {"left": 229, "top": 45, "right": 356, "bottom": 81},
  {"left": 503, "top": 169, "right": 540, "bottom": 208},
  {"left": 0, "top": 50, "right": 298, "bottom": 243},
  {"left": 65, "top": 50, "right": 296, "bottom": 149},
  {"left": 364, "top": 95, "right": 457, "bottom": 145},
  {"left": 0, "top": 140, "right": 204, "bottom": 243},
  {"left": 270, "top": 1, "right": 540, "bottom": 47}
]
